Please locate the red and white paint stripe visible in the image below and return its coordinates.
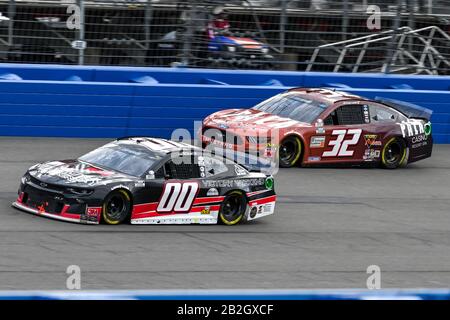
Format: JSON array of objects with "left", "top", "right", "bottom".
[
  {"left": 131, "top": 196, "right": 225, "bottom": 220},
  {"left": 246, "top": 190, "right": 270, "bottom": 197},
  {"left": 12, "top": 201, "right": 91, "bottom": 224},
  {"left": 249, "top": 195, "right": 277, "bottom": 207}
]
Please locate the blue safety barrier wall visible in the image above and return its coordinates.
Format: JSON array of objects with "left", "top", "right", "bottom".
[
  {"left": 0, "top": 64, "right": 448, "bottom": 143},
  {"left": 0, "top": 289, "right": 450, "bottom": 300}
]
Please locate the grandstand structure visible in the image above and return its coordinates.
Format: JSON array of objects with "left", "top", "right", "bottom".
[{"left": 0, "top": 0, "right": 448, "bottom": 74}]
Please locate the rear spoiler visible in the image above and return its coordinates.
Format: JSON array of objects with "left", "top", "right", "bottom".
[{"left": 375, "top": 97, "right": 433, "bottom": 121}]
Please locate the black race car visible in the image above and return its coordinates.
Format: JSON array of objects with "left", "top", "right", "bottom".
[{"left": 12, "top": 138, "right": 276, "bottom": 225}]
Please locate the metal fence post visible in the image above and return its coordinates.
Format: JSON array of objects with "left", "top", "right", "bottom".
[
  {"left": 407, "top": 0, "right": 416, "bottom": 57},
  {"left": 144, "top": 0, "right": 154, "bottom": 51},
  {"left": 181, "top": 2, "right": 195, "bottom": 67},
  {"left": 77, "top": 0, "right": 85, "bottom": 65},
  {"left": 342, "top": 0, "right": 349, "bottom": 41},
  {"left": 8, "top": 0, "right": 15, "bottom": 46},
  {"left": 383, "top": 0, "right": 402, "bottom": 73},
  {"left": 279, "top": 0, "right": 287, "bottom": 53}
]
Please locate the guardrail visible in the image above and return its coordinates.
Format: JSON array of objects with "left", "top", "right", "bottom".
[
  {"left": 0, "top": 64, "right": 449, "bottom": 143},
  {"left": 1, "top": 289, "right": 450, "bottom": 300}
]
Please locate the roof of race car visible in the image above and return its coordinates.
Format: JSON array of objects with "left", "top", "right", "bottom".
[
  {"left": 288, "top": 88, "right": 364, "bottom": 104},
  {"left": 115, "top": 137, "right": 199, "bottom": 154},
  {"left": 113, "top": 137, "right": 266, "bottom": 171},
  {"left": 287, "top": 88, "right": 430, "bottom": 120}
]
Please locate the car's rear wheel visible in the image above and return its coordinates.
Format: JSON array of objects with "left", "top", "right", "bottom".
[
  {"left": 102, "top": 190, "right": 131, "bottom": 225},
  {"left": 279, "top": 136, "right": 302, "bottom": 168},
  {"left": 218, "top": 191, "right": 247, "bottom": 226},
  {"left": 381, "top": 137, "right": 407, "bottom": 169}
]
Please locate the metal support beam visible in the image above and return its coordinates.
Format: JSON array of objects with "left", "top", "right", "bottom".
[
  {"left": 144, "top": 0, "right": 153, "bottom": 51},
  {"left": 181, "top": 2, "right": 195, "bottom": 67},
  {"left": 77, "top": 0, "right": 85, "bottom": 65},
  {"left": 7, "top": 0, "right": 15, "bottom": 46},
  {"left": 342, "top": 0, "right": 349, "bottom": 41},
  {"left": 383, "top": 0, "right": 402, "bottom": 73},
  {"left": 279, "top": 0, "right": 287, "bottom": 53}
]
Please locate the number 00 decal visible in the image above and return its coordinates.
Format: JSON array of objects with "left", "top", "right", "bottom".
[
  {"left": 322, "top": 129, "right": 362, "bottom": 157},
  {"left": 157, "top": 182, "right": 199, "bottom": 213}
]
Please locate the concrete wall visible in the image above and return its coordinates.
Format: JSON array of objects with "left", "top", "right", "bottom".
[{"left": 0, "top": 64, "right": 448, "bottom": 143}]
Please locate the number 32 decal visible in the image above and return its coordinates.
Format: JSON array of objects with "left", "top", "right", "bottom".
[
  {"left": 322, "top": 129, "right": 362, "bottom": 157},
  {"left": 157, "top": 182, "right": 199, "bottom": 213}
]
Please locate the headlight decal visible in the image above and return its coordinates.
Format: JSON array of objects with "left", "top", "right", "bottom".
[
  {"left": 265, "top": 177, "right": 274, "bottom": 190},
  {"left": 424, "top": 122, "right": 432, "bottom": 136}
]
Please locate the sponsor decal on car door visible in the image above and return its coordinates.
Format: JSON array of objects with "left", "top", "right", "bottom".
[
  {"left": 322, "top": 129, "right": 363, "bottom": 158},
  {"left": 157, "top": 181, "right": 200, "bottom": 214}
]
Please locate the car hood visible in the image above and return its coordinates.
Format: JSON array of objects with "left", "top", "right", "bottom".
[
  {"left": 215, "top": 36, "right": 266, "bottom": 49},
  {"left": 206, "top": 108, "right": 310, "bottom": 131},
  {"left": 28, "top": 160, "right": 134, "bottom": 187}
]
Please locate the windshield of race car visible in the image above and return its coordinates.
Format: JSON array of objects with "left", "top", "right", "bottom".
[
  {"left": 79, "top": 143, "right": 163, "bottom": 177},
  {"left": 252, "top": 93, "right": 328, "bottom": 124}
]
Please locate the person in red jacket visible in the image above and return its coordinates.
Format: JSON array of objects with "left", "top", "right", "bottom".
[{"left": 207, "top": 7, "right": 230, "bottom": 39}]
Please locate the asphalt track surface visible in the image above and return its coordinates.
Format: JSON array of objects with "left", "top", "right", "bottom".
[{"left": 0, "top": 137, "right": 449, "bottom": 290}]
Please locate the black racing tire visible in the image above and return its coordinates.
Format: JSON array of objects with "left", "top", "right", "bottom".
[
  {"left": 279, "top": 136, "right": 303, "bottom": 168},
  {"left": 102, "top": 190, "right": 132, "bottom": 225},
  {"left": 218, "top": 190, "right": 247, "bottom": 226},
  {"left": 381, "top": 137, "right": 408, "bottom": 169}
]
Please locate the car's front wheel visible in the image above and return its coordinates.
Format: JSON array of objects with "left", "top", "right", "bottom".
[
  {"left": 279, "top": 136, "right": 302, "bottom": 168},
  {"left": 102, "top": 190, "right": 132, "bottom": 225},
  {"left": 218, "top": 191, "right": 247, "bottom": 226},
  {"left": 381, "top": 137, "right": 408, "bottom": 169}
]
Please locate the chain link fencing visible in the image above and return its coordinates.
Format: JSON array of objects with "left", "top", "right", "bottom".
[{"left": 0, "top": 0, "right": 448, "bottom": 74}]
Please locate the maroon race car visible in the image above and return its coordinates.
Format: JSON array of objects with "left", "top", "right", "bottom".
[{"left": 201, "top": 88, "right": 433, "bottom": 169}]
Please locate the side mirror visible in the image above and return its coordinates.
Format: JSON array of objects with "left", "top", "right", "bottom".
[
  {"left": 145, "top": 170, "right": 155, "bottom": 180},
  {"left": 315, "top": 119, "right": 325, "bottom": 133},
  {"left": 315, "top": 119, "right": 324, "bottom": 127}
]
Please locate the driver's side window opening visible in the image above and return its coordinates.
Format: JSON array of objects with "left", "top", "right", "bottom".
[
  {"left": 324, "top": 105, "right": 365, "bottom": 125},
  {"left": 324, "top": 113, "right": 337, "bottom": 125},
  {"left": 164, "top": 157, "right": 201, "bottom": 179},
  {"left": 153, "top": 166, "right": 165, "bottom": 179}
]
